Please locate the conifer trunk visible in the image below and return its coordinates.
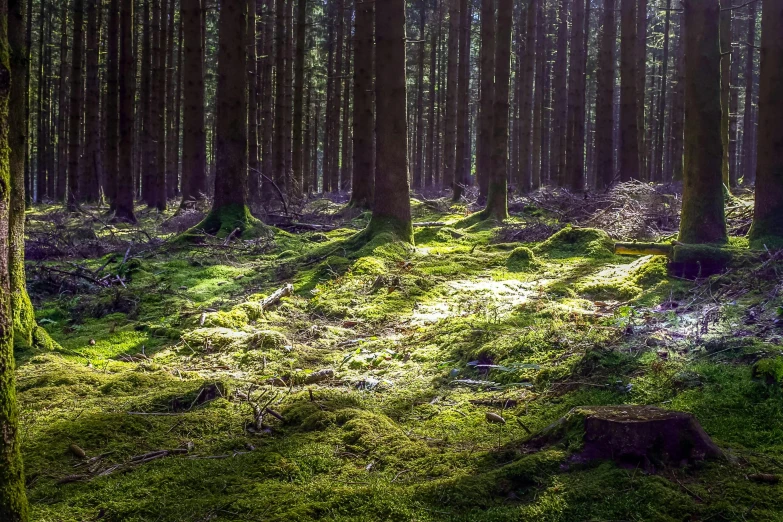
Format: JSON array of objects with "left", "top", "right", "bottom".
[
  {"left": 292, "top": 0, "right": 306, "bottom": 194},
  {"left": 350, "top": 0, "right": 373, "bottom": 208},
  {"left": 620, "top": 0, "right": 640, "bottom": 182},
  {"left": 679, "top": 0, "right": 726, "bottom": 245},
  {"left": 247, "top": 0, "right": 259, "bottom": 202},
  {"left": 106, "top": 0, "right": 119, "bottom": 208},
  {"left": 595, "top": 0, "right": 616, "bottom": 189},
  {"left": 719, "top": 0, "right": 730, "bottom": 188},
  {"left": 67, "top": 0, "right": 85, "bottom": 209},
  {"left": 741, "top": 1, "right": 756, "bottom": 185},
  {"left": 180, "top": 0, "right": 206, "bottom": 205},
  {"left": 749, "top": 0, "right": 783, "bottom": 241},
  {"left": 369, "top": 0, "right": 412, "bottom": 241},
  {"left": 476, "top": 0, "right": 495, "bottom": 200},
  {"left": 653, "top": 0, "right": 671, "bottom": 183},
  {"left": 82, "top": 0, "right": 101, "bottom": 202},
  {"left": 452, "top": 0, "right": 469, "bottom": 200},
  {"left": 56, "top": 3, "right": 68, "bottom": 202},
  {"left": 444, "top": 0, "right": 459, "bottom": 197},
  {"left": 116, "top": 0, "right": 137, "bottom": 222}
]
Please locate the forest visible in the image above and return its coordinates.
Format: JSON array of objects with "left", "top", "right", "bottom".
[{"left": 0, "top": 0, "right": 782, "bottom": 519}]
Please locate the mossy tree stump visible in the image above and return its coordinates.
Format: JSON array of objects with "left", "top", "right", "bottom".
[{"left": 535, "top": 406, "right": 722, "bottom": 471}]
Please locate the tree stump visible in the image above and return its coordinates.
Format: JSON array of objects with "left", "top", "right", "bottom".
[{"left": 533, "top": 406, "right": 723, "bottom": 471}]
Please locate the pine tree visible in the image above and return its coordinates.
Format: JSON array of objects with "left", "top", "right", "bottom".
[
  {"left": 180, "top": 0, "right": 206, "bottom": 206},
  {"left": 620, "top": 0, "right": 640, "bottom": 182},
  {"left": 349, "top": 0, "right": 373, "bottom": 208},
  {"left": 595, "top": 0, "right": 616, "bottom": 189},
  {"left": 116, "top": 0, "right": 136, "bottom": 222},
  {"left": 67, "top": 0, "right": 85, "bottom": 210}
]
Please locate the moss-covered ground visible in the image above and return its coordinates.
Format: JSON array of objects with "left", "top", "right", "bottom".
[{"left": 16, "top": 198, "right": 783, "bottom": 521}]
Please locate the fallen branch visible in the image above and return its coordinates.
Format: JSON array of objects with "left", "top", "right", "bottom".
[{"left": 261, "top": 284, "right": 294, "bottom": 310}]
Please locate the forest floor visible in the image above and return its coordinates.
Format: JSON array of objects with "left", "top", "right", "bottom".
[{"left": 16, "top": 185, "right": 783, "bottom": 521}]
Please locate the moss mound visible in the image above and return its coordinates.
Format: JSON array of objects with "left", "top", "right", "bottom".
[
  {"left": 506, "top": 246, "right": 543, "bottom": 272},
  {"left": 752, "top": 358, "right": 783, "bottom": 386},
  {"left": 536, "top": 226, "right": 614, "bottom": 259}
]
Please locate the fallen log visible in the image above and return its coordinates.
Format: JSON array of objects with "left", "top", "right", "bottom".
[{"left": 614, "top": 242, "right": 674, "bottom": 257}]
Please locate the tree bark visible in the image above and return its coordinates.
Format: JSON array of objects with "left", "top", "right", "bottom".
[
  {"left": 369, "top": 0, "right": 412, "bottom": 241},
  {"left": 444, "top": 0, "right": 459, "bottom": 197},
  {"left": 67, "top": 0, "right": 85, "bottom": 209},
  {"left": 620, "top": 0, "right": 640, "bottom": 182},
  {"left": 292, "top": 0, "right": 306, "bottom": 195},
  {"left": 82, "top": 0, "right": 101, "bottom": 202},
  {"left": 679, "top": 0, "right": 727, "bottom": 245},
  {"left": 741, "top": 1, "right": 756, "bottom": 185},
  {"left": 719, "top": 0, "right": 731, "bottom": 188},
  {"left": 749, "top": 0, "right": 783, "bottom": 242},
  {"left": 476, "top": 0, "right": 495, "bottom": 200},
  {"left": 653, "top": 0, "right": 671, "bottom": 183},
  {"left": 595, "top": 0, "right": 616, "bottom": 189},
  {"left": 116, "top": 0, "right": 137, "bottom": 222},
  {"left": 452, "top": 0, "right": 470, "bottom": 200},
  {"left": 165, "top": 0, "right": 177, "bottom": 199},
  {"left": 35, "top": 0, "right": 47, "bottom": 201},
  {"left": 636, "top": 0, "right": 647, "bottom": 178},
  {"left": 106, "top": 0, "right": 119, "bottom": 209},
  {"left": 551, "top": 0, "right": 568, "bottom": 186},
  {"left": 565, "top": 0, "right": 587, "bottom": 191},
  {"left": 350, "top": 0, "right": 374, "bottom": 208},
  {"left": 670, "top": 10, "right": 685, "bottom": 181},
  {"left": 56, "top": 3, "right": 68, "bottom": 202},
  {"left": 180, "top": 0, "right": 206, "bottom": 206},
  {"left": 518, "top": 0, "right": 536, "bottom": 192},
  {"left": 247, "top": 0, "right": 259, "bottom": 203}
]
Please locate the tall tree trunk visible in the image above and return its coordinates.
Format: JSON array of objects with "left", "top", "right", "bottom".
[
  {"left": 518, "top": 0, "right": 536, "bottom": 191},
  {"left": 719, "top": 0, "right": 730, "bottom": 187},
  {"left": 565, "top": 0, "right": 587, "bottom": 191},
  {"left": 23, "top": 0, "right": 31, "bottom": 206},
  {"left": 741, "top": 1, "right": 756, "bottom": 185},
  {"left": 425, "top": 0, "right": 439, "bottom": 189},
  {"left": 551, "top": 0, "right": 568, "bottom": 186},
  {"left": 151, "top": 0, "right": 168, "bottom": 209},
  {"left": 260, "top": 0, "right": 274, "bottom": 198},
  {"left": 679, "top": 0, "right": 726, "bottom": 245},
  {"left": 670, "top": 10, "right": 685, "bottom": 181},
  {"left": 452, "top": 0, "right": 469, "bottom": 200},
  {"left": 67, "top": 0, "right": 85, "bottom": 209},
  {"left": 444, "top": 0, "right": 459, "bottom": 197},
  {"left": 116, "top": 0, "right": 136, "bottom": 222},
  {"left": 36, "top": 0, "right": 47, "bottom": 202},
  {"left": 56, "top": 3, "right": 68, "bottom": 202},
  {"left": 653, "top": 0, "right": 671, "bottom": 183},
  {"left": 595, "top": 0, "right": 616, "bottom": 189},
  {"left": 728, "top": 11, "right": 741, "bottom": 187},
  {"left": 413, "top": 0, "right": 426, "bottom": 190},
  {"left": 531, "top": 0, "right": 546, "bottom": 191},
  {"left": 82, "top": 0, "right": 101, "bottom": 202},
  {"left": 0, "top": 1, "right": 29, "bottom": 516},
  {"left": 200, "top": 0, "right": 254, "bottom": 235},
  {"left": 636, "top": 0, "right": 647, "bottom": 178},
  {"left": 292, "top": 0, "right": 306, "bottom": 194},
  {"left": 350, "top": 0, "right": 373, "bottom": 208},
  {"left": 339, "top": 2, "right": 351, "bottom": 192},
  {"left": 106, "top": 0, "right": 119, "bottom": 209},
  {"left": 274, "top": 0, "right": 287, "bottom": 193},
  {"left": 482, "top": 0, "right": 511, "bottom": 219},
  {"left": 749, "top": 0, "right": 783, "bottom": 241},
  {"left": 165, "top": 0, "right": 177, "bottom": 199},
  {"left": 476, "top": 0, "right": 495, "bottom": 200},
  {"left": 180, "top": 0, "right": 206, "bottom": 206},
  {"left": 247, "top": 0, "right": 259, "bottom": 203},
  {"left": 369, "top": 0, "right": 411, "bottom": 240},
  {"left": 620, "top": 0, "right": 640, "bottom": 182},
  {"left": 142, "top": 0, "right": 154, "bottom": 204}
]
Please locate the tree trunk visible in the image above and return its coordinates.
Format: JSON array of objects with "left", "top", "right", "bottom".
[
  {"left": 67, "top": 0, "right": 85, "bottom": 209},
  {"left": 165, "top": 0, "right": 177, "bottom": 199},
  {"left": 620, "top": 0, "right": 640, "bottom": 182},
  {"left": 350, "top": 0, "right": 374, "bottom": 208},
  {"left": 369, "top": 0, "right": 412, "bottom": 241},
  {"left": 180, "top": 0, "right": 206, "bottom": 206},
  {"left": 748, "top": 0, "right": 783, "bottom": 242},
  {"left": 476, "top": 0, "right": 495, "bottom": 200},
  {"left": 671, "top": 10, "right": 685, "bottom": 181},
  {"left": 36, "top": 0, "right": 47, "bottom": 202},
  {"left": 274, "top": 0, "right": 287, "bottom": 193},
  {"left": 0, "top": 2, "right": 29, "bottom": 517},
  {"left": 719, "top": 0, "right": 730, "bottom": 188},
  {"left": 199, "top": 0, "right": 256, "bottom": 235},
  {"left": 339, "top": 3, "right": 351, "bottom": 192},
  {"left": 482, "top": 0, "right": 511, "bottom": 220},
  {"left": 292, "top": 0, "right": 306, "bottom": 195},
  {"left": 518, "top": 0, "right": 536, "bottom": 192},
  {"left": 653, "top": 0, "right": 671, "bottom": 183},
  {"left": 247, "top": 0, "right": 259, "bottom": 203},
  {"left": 452, "top": 0, "right": 470, "bottom": 200},
  {"left": 679, "top": 0, "right": 727, "bottom": 245},
  {"left": 82, "top": 0, "right": 101, "bottom": 202},
  {"left": 116, "top": 0, "right": 137, "bottom": 222},
  {"left": 565, "top": 0, "right": 587, "bottom": 191},
  {"left": 412, "top": 0, "right": 426, "bottom": 190},
  {"left": 551, "top": 0, "right": 568, "bottom": 186},
  {"left": 151, "top": 0, "right": 168, "bottom": 210},
  {"left": 636, "top": 0, "right": 647, "bottom": 178},
  {"left": 531, "top": 0, "right": 546, "bottom": 191},
  {"left": 260, "top": 0, "right": 274, "bottom": 199},
  {"left": 105, "top": 0, "right": 119, "bottom": 209},
  {"left": 595, "top": 0, "right": 616, "bottom": 189},
  {"left": 56, "top": 2, "right": 68, "bottom": 202},
  {"left": 741, "top": 1, "right": 756, "bottom": 185},
  {"left": 444, "top": 0, "right": 459, "bottom": 197},
  {"left": 425, "top": 0, "right": 439, "bottom": 189}
]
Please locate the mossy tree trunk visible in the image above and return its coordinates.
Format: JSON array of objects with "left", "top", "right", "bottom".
[
  {"left": 748, "top": 0, "right": 783, "bottom": 243},
  {"left": 679, "top": 0, "right": 727, "bottom": 245},
  {"left": 0, "top": 1, "right": 30, "bottom": 518},
  {"left": 349, "top": 0, "right": 374, "bottom": 209},
  {"left": 8, "top": 0, "right": 56, "bottom": 350},
  {"left": 198, "top": 0, "right": 259, "bottom": 237},
  {"left": 116, "top": 0, "right": 136, "bottom": 223},
  {"left": 368, "top": 0, "right": 412, "bottom": 242}
]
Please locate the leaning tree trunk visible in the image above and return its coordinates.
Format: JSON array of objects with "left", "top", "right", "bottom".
[
  {"left": 180, "top": 0, "right": 207, "bottom": 206},
  {"left": 620, "top": 0, "right": 640, "bottom": 182},
  {"left": 67, "top": 0, "right": 85, "bottom": 210},
  {"left": 679, "top": 0, "right": 727, "bottom": 245},
  {"left": 748, "top": 0, "right": 783, "bottom": 242},
  {"left": 116, "top": 0, "right": 137, "bottom": 223},
  {"left": 349, "top": 0, "right": 374, "bottom": 208},
  {"left": 595, "top": 0, "right": 616, "bottom": 190},
  {"left": 0, "top": 0, "right": 30, "bottom": 518},
  {"left": 481, "top": 0, "right": 511, "bottom": 220},
  {"left": 368, "top": 0, "right": 412, "bottom": 241}
]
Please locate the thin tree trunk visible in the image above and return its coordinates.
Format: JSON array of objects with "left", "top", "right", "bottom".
[
  {"left": 670, "top": 10, "right": 685, "bottom": 181},
  {"left": 452, "top": 0, "right": 470, "bottom": 200},
  {"left": 36, "top": 0, "right": 48, "bottom": 202},
  {"left": 82, "top": 0, "right": 101, "bottom": 202},
  {"left": 260, "top": 0, "right": 274, "bottom": 198},
  {"left": 636, "top": 0, "right": 647, "bottom": 178},
  {"left": 719, "top": 0, "right": 731, "bottom": 187},
  {"left": 339, "top": 2, "right": 351, "bottom": 192},
  {"left": 550, "top": 0, "right": 568, "bottom": 186},
  {"left": 413, "top": 0, "right": 426, "bottom": 190},
  {"left": 444, "top": 0, "right": 459, "bottom": 197},
  {"left": 165, "top": 0, "right": 177, "bottom": 199},
  {"left": 477, "top": 0, "right": 495, "bottom": 200},
  {"left": 653, "top": 0, "right": 671, "bottom": 183},
  {"left": 518, "top": 0, "right": 536, "bottom": 192},
  {"left": 247, "top": 0, "right": 260, "bottom": 202},
  {"left": 56, "top": 3, "right": 69, "bottom": 202},
  {"left": 741, "top": 1, "right": 756, "bottom": 184},
  {"left": 565, "top": 0, "right": 587, "bottom": 191},
  {"left": 67, "top": 0, "right": 85, "bottom": 209},
  {"left": 292, "top": 0, "right": 306, "bottom": 195},
  {"left": 425, "top": 0, "right": 439, "bottom": 189},
  {"left": 116, "top": 0, "right": 137, "bottom": 222}
]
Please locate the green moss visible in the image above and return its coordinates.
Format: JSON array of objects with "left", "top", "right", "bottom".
[
  {"left": 752, "top": 358, "right": 783, "bottom": 386},
  {"left": 351, "top": 257, "right": 387, "bottom": 276},
  {"left": 182, "top": 204, "right": 270, "bottom": 240},
  {"left": 536, "top": 226, "right": 615, "bottom": 259},
  {"left": 506, "top": 247, "right": 543, "bottom": 272}
]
